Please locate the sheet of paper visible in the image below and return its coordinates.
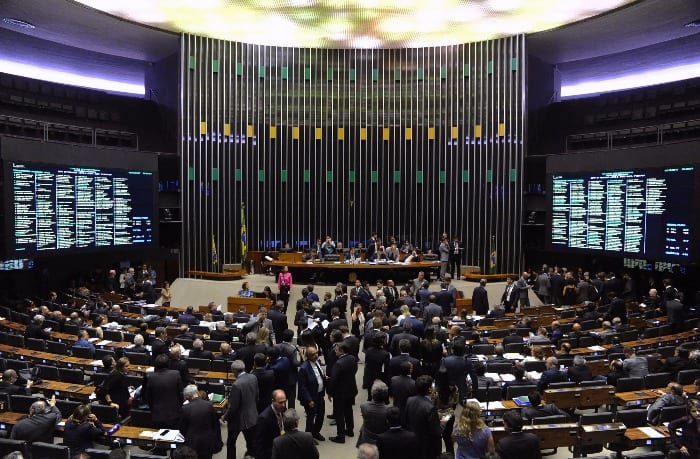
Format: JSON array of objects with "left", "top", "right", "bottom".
[
  {"left": 526, "top": 371, "right": 542, "bottom": 380},
  {"left": 499, "top": 374, "right": 516, "bottom": 382},
  {"left": 587, "top": 345, "right": 606, "bottom": 351},
  {"left": 140, "top": 431, "right": 156, "bottom": 438},
  {"left": 638, "top": 427, "right": 666, "bottom": 439},
  {"left": 480, "top": 401, "right": 505, "bottom": 410},
  {"left": 97, "top": 340, "right": 112, "bottom": 346}
]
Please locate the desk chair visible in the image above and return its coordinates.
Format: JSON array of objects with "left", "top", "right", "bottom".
[
  {"left": 523, "top": 360, "right": 547, "bottom": 372},
  {"left": 58, "top": 367, "right": 85, "bottom": 384},
  {"left": 128, "top": 409, "right": 154, "bottom": 428},
  {"left": 84, "top": 449, "right": 114, "bottom": 458},
  {"left": 505, "top": 343, "right": 525, "bottom": 354},
  {"left": 25, "top": 338, "right": 46, "bottom": 351},
  {"left": 90, "top": 403, "right": 120, "bottom": 424},
  {"left": 532, "top": 415, "right": 568, "bottom": 456},
  {"left": 5, "top": 334, "right": 24, "bottom": 348},
  {"left": 94, "top": 348, "right": 115, "bottom": 361},
  {"left": 124, "top": 352, "right": 150, "bottom": 366},
  {"left": 46, "top": 340, "right": 68, "bottom": 355},
  {"left": 70, "top": 346, "right": 94, "bottom": 359},
  {"left": 475, "top": 386, "right": 502, "bottom": 402},
  {"left": 204, "top": 340, "right": 226, "bottom": 352},
  {"left": 62, "top": 323, "right": 80, "bottom": 335},
  {"left": 35, "top": 364, "right": 60, "bottom": 380},
  {"left": 574, "top": 412, "right": 615, "bottom": 457},
  {"left": 615, "top": 377, "right": 643, "bottom": 393},
  {"left": 677, "top": 369, "right": 700, "bottom": 385},
  {"left": 186, "top": 357, "right": 212, "bottom": 371},
  {"left": 31, "top": 442, "right": 70, "bottom": 458},
  {"left": 486, "top": 362, "right": 513, "bottom": 374},
  {"left": 472, "top": 344, "right": 495, "bottom": 355},
  {"left": 4, "top": 360, "right": 29, "bottom": 372},
  {"left": 622, "top": 453, "right": 665, "bottom": 459},
  {"left": 505, "top": 384, "right": 538, "bottom": 399},
  {"left": 55, "top": 399, "right": 82, "bottom": 418},
  {"left": 0, "top": 439, "right": 29, "bottom": 457},
  {"left": 644, "top": 372, "right": 671, "bottom": 389},
  {"left": 658, "top": 405, "right": 687, "bottom": 424},
  {"left": 9, "top": 395, "right": 36, "bottom": 414},
  {"left": 608, "top": 408, "right": 648, "bottom": 457}
]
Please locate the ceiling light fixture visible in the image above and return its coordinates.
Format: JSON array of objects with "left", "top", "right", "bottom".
[{"left": 2, "top": 18, "right": 36, "bottom": 29}]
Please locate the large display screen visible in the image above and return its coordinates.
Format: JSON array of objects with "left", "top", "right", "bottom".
[
  {"left": 10, "top": 161, "right": 155, "bottom": 255},
  {"left": 550, "top": 166, "right": 694, "bottom": 260}
]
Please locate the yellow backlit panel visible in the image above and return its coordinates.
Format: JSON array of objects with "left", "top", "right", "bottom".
[{"left": 75, "top": 0, "right": 636, "bottom": 48}]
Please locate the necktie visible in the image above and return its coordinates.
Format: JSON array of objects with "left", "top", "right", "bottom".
[{"left": 276, "top": 411, "right": 283, "bottom": 432}]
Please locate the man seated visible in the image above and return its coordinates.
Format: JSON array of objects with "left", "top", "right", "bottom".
[
  {"left": 175, "top": 325, "right": 196, "bottom": 341},
  {"left": 189, "top": 338, "right": 213, "bottom": 360},
  {"left": 497, "top": 411, "right": 541, "bottom": 459},
  {"left": 10, "top": 395, "right": 61, "bottom": 444},
  {"left": 567, "top": 355, "right": 593, "bottom": 384},
  {"left": 74, "top": 329, "right": 96, "bottom": 355},
  {"left": 239, "top": 282, "right": 255, "bottom": 297},
  {"left": 647, "top": 382, "right": 686, "bottom": 425},
  {"left": 534, "top": 357, "right": 566, "bottom": 392},
  {"left": 0, "top": 369, "right": 33, "bottom": 395},
  {"left": 521, "top": 390, "right": 569, "bottom": 423},
  {"left": 178, "top": 306, "right": 200, "bottom": 326}
]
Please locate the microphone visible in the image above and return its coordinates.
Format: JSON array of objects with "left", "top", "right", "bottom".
[{"left": 485, "top": 379, "right": 491, "bottom": 412}]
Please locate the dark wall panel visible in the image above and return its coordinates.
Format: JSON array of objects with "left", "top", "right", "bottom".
[{"left": 181, "top": 35, "right": 526, "bottom": 274}]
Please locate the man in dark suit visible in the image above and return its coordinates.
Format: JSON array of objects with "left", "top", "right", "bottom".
[
  {"left": 390, "top": 361, "right": 417, "bottom": 413},
  {"left": 434, "top": 283, "right": 454, "bottom": 318},
  {"left": 143, "top": 353, "right": 184, "bottom": 428},
  {"left": 471, "top": 279, "right": 490, "bottom": 315},
  {"left": 521, "top": 390, "right": 569, "bottom": 423},
  {"left": 501, "top": 277, "right": 518, "bottom": 313},
  {"left": 443, "top": 338, "right": 478, "bottom": 404},
  {"left": 255, "top": 389, "right": 287, "bottom": 459},
  {"left": 423, "top": 295, "right": 443, "bottom": 326},
  {"left": 275, "top": 329, "right": 301, "bottom": 408},
  {"left": 252, "top": 353, "right": 276, "bottom": 413},
  {"left": 178, "top": 306, "right": 200, "bottom": 325},
  {"left": 179, "top": 384, "right": 223, "bottom": 459},
  {"left": 497, "top": 411, "right": 542, "bottom": 459},
  {"left": 233, "top": 332, "right": 268, "bottom": 372},
  {"left": 271, "top": 408, "right": 319, "bottom": 459},
  {"left": 389, "top": 323, "right": 420, "bottom": 357},
  {"left": 341, "top": 327, "right": 361, "bottom": 358},
  {"left": 297, "top": 346, "right": 326, "bottom": 441},
  {"left": 536, "top": 356, "right": 566, "bottom": 392},
  {"left": 189, "top": 338, "right": 213, "bottom": 360},
  {"left": 502, "top": 325, "right": 525, "bottom": 348},
  {"left": 666, "top": 295, "right": 685, "bottom": 333},
  {"left": 567, "top": 355, "right": 593, "bottom": 384},
  {"left": 377, "top": 406, "right": 419, "bottom": 459},
  {"left": 389, "top": 339, "right": 421, "bottom": 379},
  {"left": 328, "top": 341, "right": 358, "bottom": 443},
  {"left": 10, "top": 395, "right": 61, "bottom": 444},
  {"left": 0, "top": 369, "right": 33, "bottom": 395},
  {"left": 150, "top": 327, "right": 170, "bottom": 358},
  {"left": 268, "top": 301, "right": 289, "bottom": 341},
  {"left": 363, "top": 334, "right": 391, "bottom": 400},
  {"left": 402, "top": 375, "right": 442, "bottom": 459},
  {"left": 224, "top": 360, "right": 259, "bottom": 459}
]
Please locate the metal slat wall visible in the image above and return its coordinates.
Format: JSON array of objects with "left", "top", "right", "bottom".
[{"left": 181, "top": 34, "right": 525, "bottom": 275}]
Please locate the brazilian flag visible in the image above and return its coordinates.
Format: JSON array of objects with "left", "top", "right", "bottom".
[
  {"left": 241, "top": 203, "right": 247, "bottom": 262},
  {"left": 212, "top": 234, "right": 218, "bottom": 269},
  {"left": 489, "top": 236, "right": 497, "bottom": 274}
]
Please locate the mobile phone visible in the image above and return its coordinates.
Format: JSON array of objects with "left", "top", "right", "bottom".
[{"left": 160, "top": 429, "right": 170, "bottom": 435}]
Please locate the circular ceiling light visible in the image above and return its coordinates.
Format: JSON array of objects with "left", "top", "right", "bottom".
[
  {"left": 74, "top": 0, "right": 637, "bottom": 48},
  {"left": 2, "top": 18, "right": 36, "bottom": 29}
]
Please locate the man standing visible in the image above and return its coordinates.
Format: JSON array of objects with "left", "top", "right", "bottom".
[
  {"left": 497, "top": 411, "right": 541, "bottom": 459},
  {"left": 449, "top": 235, "right": 463, "bottom": 280},
  {"left": 271, "top": 409, "right": 319, "bottom": 459},
  {"left": 297, "top": 346, "right": 326, "bottom": 442},
  {"left": 224, "top": 360, "right": 259, "bottom": 459},
  {"left": 179, "top": 384, "right": 222, "bottom": 459},
  {"left": 143, "top": 354, "right": 184, "bottom": 428},
  {"left": 438, "top": 237, "right": 450, "bottom": 281},
  {"left": 275, "top": 329, "right": 301, "bottom": 409},
  {"left": 245, "top": 306, "right": 276, "bottom": 345},
  {"left": 517, "top": 271, "right": 531, "bottom": 308},
  {"left": 328, "top": 341, "right": 359, "bottom": 443},
  {"left": 10, "top": 395, "right": 61, "bottom": 444},
  {"left": 402, "top": 375, "right": 442, "bottom": 459},
  {"left": 255, "top": 390, "right": 288, "bottom": 459},
  {"left": 472, "top": 279, "right": 489, "bottom": 315}
]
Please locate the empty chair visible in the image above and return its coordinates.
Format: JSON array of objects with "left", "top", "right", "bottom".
[
  {"left": 190, "top": 325, "right": 210, "bottom": 335},
  {"left": 560, "top": 309, "right": 576, "bottom": 319},
  {"left": 620, "top": 330, "right": 639, "bottom": 342},
  {"left": 643, "top": 328, "right": 659, "bottom": 339},
  {"left": 124, "top": 352, "right": 150, "bottom": 366},
  {"left": 10, "top": 395, "right": 36, "bottom": 413},
  {"left": 474, "top": 386, "right": 502, "bottom": 403},
  {"left": 62, "top": 323, "right": 80, "bottom": 335},
  {"left": 505, "top": 384, "right": 538, "bottom": 399},
  {"left": 55, "top": 399, "right": 82, "bottom": 418},
  {"left": 615, "top": 377, "right": 644, "bottom": 392},
  {"left": 186, "top": 357, "right": 212, "bottom": 372},
  {"left": 46, "top": 340, "right": 68, "bottom": 355},
  {"left": 486, "top": 362, "right": 513, "bottom": 374},
  {"left": 548, "top": 381, "right": 576, "bottom": 389},
  {"left": 579, "top": 320, "right": 597, "bottom": 331},
  {"left": 644, "top": 372, "right": 671, "bottom": 389},
  {"left": 658, "top": 405, "right": 687, "bottom": 424},
  {"left": 174, "top": 338, "right": 194, "bottom": 349},
  {"left": 212, "top": 359, "right": 232, "bottom": 373},
  {"left": 471, "top": 344, "right": 496, "bottom": 355},
  {"left": 206, "top": 381, "right": 226, "bottom": 396},
  {"left": 656, "top": 325, "right": 672, "bottom": 337},
  {"left": 622, "top": 453, "right": 665, "bottom": 459},
  {"left": 25, "top": 338, "right": 46, "bottom": 351},
  {"left": 615, "top": 409, "right": 648, "bottom": 427},
  {"left": 6, "top": 335, "right": 24, "bottom": 348},
  {"left": 576, "top": 411, "right": 616, "bottom": 457},
  {"left": 58, "top": 367, "right": 84, "bottom": 384},
  {"left": 102, "top": 329, "right": 124, "bottom": 342},
  {"left": 678, "top": 369, "right": 700, "bottom": 385},
  {"left": 92, "top": 372, "right": 108, "bottom": 387},
  {"left": 580, "top": 380, "right": 606, "bottom": 387},
  {"left": 523, "top": 360, "right": 547, "bottom": 373},
  {"left": 577, "top": 336, "right": 597, "bottom": 348},
  {"left": 504, "top": 343, "right": 525, "bottom": 354},
  {"left": 34, "top": 364, "right": 60, "bottom": 380},
  {"left": 128, "top": 409, "right": 154, "bottom": 428},
  {"left": 90, "top": 403, "right": 120, "bottom": 423},
  {"left": 70, "top": 346, "right": 94, "bottom": 359},
  {"left": 0, "top": 438, "right": 29, "bottom": 457},
  {"left": 658, "top": 346, "right": 676, "bottom": 358},
  {"left": 94, "top": 348, "right": 115, "bottom": 361},
  {"left": 31, "top": 442, "right": 70, "bottom": 459},
  {"left": 204, "top": 340, "right": 225, "bottom": 352},
  {"left": 4, "top": 360, "right": 29, "bottom": 372},
  {"left": 84, "top": 449, "right": 113, "bottom": 458}
]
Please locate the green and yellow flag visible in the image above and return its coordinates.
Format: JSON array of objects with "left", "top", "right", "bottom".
[
  {"left": 489, "top": 236, "right": 497, "bottom": 274},
  {"left": 211, "top": 234, "right": 218, "bottom": 269},
  {"left": 240, "top": 203, "right": 247, "bottom": 262}
]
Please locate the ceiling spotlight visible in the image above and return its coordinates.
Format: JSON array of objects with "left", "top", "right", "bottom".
[{"left": 2, "top": 18, "right": 36, "bottom": 29}]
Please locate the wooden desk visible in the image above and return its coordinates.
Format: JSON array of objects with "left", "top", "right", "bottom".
[
  {"left": 615, "top": 389, "right": 662, "bottom": 406},
  {"left": 187, "top": 270, "right": 246, "bottom": 280},
  {"left": 267, "top": 260, "right": 440, "bottom": 283},
  {"left": 491, "top": 423, "right": 579, "bottom": 449},
  {"left": 543, "top": 386, "right": 615, "bottom": 409},
  {"left": 579, "top": 422, "right": 626, "bottom": 445},
  {"left": 31, "top": 379, "right": 93, "bottom": 399},
  {"left": 624, "top": 426, "right": 669, "bottom": 441},
  {"left": 227, "top": 297, "right": 273, "bottom": 315}
]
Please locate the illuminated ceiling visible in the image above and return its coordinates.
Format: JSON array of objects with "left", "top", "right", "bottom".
[{"left": 74, "top": 0, "right": 637, "bottom": 48}]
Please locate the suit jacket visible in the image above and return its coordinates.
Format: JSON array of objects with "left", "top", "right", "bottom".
[
  {"left": 343, "top": 334, "right": 361, "bottom": 358},
  {"left": 271, "top": 429, "right": 319, "bottom": 459},
  {"left": 276, "top": 342, "right": 301, "bottom": 387},
  {"left": 180, "top": 397, "right": 223, "bottom": 456},
  {"left": 423, "top": 303, "right": 443, "bottom": 325},
  {"left": 434, "top": 290, "right": 453, "bottom": 316},
  {"left": 390, "top": 375, "right": 417, "bottom": 412},
  {"left": 438, "top": 242, "right": 450, "bottom": 262},
  {"left": 389, "top": 354, "right": 422, "bottom": 380},
  {"left": 252, "top": 367, "right": 276, "bottom": 413},
  {"left": 233, "top": 343, "right": 268, "bottom": 372},
  {"left": 403, "top": 395, "right": 441, "bottom": 459},
  {"left": 517, "top": 277, "right": 530, "bottom": 300},
  {"left": 623, "top": 356, "right": 649, "bottom": 379},
  {"left": 358, "top": 400, "right": 389, "bottom": 445},
  {"left": 150, "top": 338, "right": 169, "bottom": 357},
  {"left": 189, "top": 348, "right": 213, "bottom": 360},
  {"left": 501, "top": 284, "right": 518, "bottom": 308},
  {"left": 522, "top": 403, "right": 569, "bottom": 422},
  {"left": 10, "top": 405, "right": 61, "bottom": 443},
  {"left": 363, "top": 347, "right": 390, "bottom": 389},
  {"left": 472, "top": 286, "right": 489, "bottom": 315},
  {"left": 143, "top": 368, "right": 183, "bottom": 424},
  {"left": 497, "top": 431, "right": 542, "bottom": 459},
  {"left": 268, "top": 309, "right": 289, "bottom": 339},
  {"left": 377, "top": 427, "right": 420, "bottom": 459},
  {"left": 225, "top": 372, "right": 259, "bottom": 430},
  {"left": 328, "top": 353, "right": 358, "bottom": 400},
  {"left": 567, "top": 364, "right": 593, "bottom": 383},
  {"left": 255, "top": 405, "right": 283, "bottom": 459},
  {"left": 298, "top": 360, "right": 325, "bottom": 406},
  {"left": 390, "top": 332, "right": 420, "bottom": 357},
  {"left": 443, "top": 354, "right": 478, "bottom": 402}
]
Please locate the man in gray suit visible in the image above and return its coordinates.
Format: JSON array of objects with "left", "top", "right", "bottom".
[
  {"left": 224, "top": 360, "right": 259, "bottom": 459},
  {"left": 438, "top": 237, "right": 450, "bottom": 280},
  {"left": 245, "top": 306, "right": 276, "bottom": 345}
]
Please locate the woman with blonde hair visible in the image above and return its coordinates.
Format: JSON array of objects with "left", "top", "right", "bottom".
[
  {"left": 452, "top": 401, "right": 495, "bottom": 459},
  {"left": 524, "top": 345, "right": 546, "bottom": 362}
]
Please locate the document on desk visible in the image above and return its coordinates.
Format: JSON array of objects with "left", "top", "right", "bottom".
[
  {"left": 154, "top": 429, "right": 185, "bottom": 442},
  {"left": 97, "top": 340, "right": 112, "bottom": 346},
  {"left": 526, "top": 371, "right": 542, "bottom": 380},
  {"left": 638, "top": 427, "right": 666, "bottom": 439},
  {"left": 479, "top": 401, "right": 505, "bottom": 410},
  {"left": 587, "top": 345, "right": 606, "bottom": 351}
]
